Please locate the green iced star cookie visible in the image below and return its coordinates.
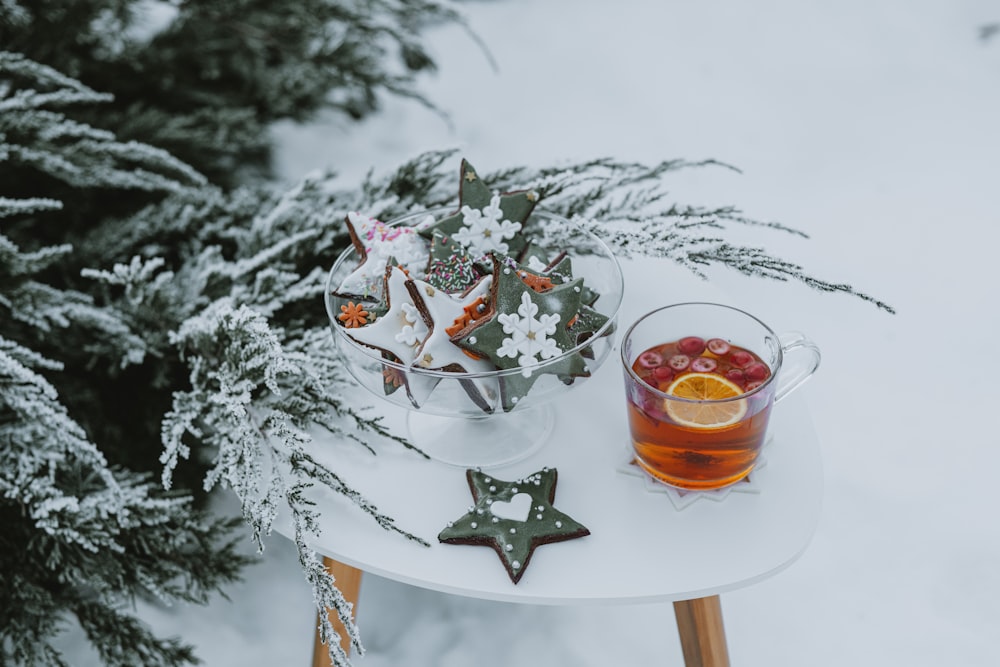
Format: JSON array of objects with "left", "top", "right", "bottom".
[
  {"left": 424, "top": 230, "right": 481, "bottom": 293},
  {"left": 513, "top": 253, "right": 609, "bottom": 349},
  {"left": 438, "top": 468, "right": 590, "bottom": 584},
  {"left": 418, "top": 159, "right": 538, "bottom": 260},
  {"left": 453, "top": 256, "right": 590, "bottom": 411}
]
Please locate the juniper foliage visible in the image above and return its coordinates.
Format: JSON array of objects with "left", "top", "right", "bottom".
[
  {"left": 0, "top": 56, "right": 250, "bottom": 667},
  {"left": 1, "top": 52, "right": 430, "bottom": 667},
  {"left": 0, "top": 0, "right": 466, "bottom": 186}
]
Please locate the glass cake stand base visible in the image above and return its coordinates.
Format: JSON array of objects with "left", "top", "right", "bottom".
[{"left": 405, "top": 404, "right": 555, "bottom": 468}]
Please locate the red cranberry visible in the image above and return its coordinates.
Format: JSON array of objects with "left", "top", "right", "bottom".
[
  {"left": 745, "top": 381, "right": 764, "bottom": 392},
  {"left": 637, "top": 350, "right": 664, "bottom": 369},
  {"left": 745, "top": 362, "right": 770, "bottom": 381},
  {"left": 730, "top": 350, "right": 754, "bottom": 368},
  {"left": 639, "top": 395, "right": 666, "bottom": 419},
  {"left": 706, "top": 338, "right": 731, "bottom": 355},
  {"left": 668, "top": 354, "right": 691, "bottom": 371},
  {"left": 653, "top": 366, "right": 674, "bottom": 381},
  {"left": 726, "top": 368, "right": 746, "bottom": 385},
  {"left": 691, "top": 357, "right": 718, "bottom": 373},
  {"left": 677, "top": 336, "right": 706, "bottom": 355}
]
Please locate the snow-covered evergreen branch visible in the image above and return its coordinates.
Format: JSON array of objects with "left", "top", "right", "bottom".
[
  {"left": 160, "top": 301, "right": 427, "bottom": 664},
  {"left": 0, "top": 51, "right": 207, "bottom": 191}
]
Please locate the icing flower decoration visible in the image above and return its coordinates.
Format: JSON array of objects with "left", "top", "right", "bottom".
[{"left": 337, "top": 301, "right": 370, "bottom": 328}]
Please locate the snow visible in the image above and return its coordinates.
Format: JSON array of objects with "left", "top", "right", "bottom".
[{"left": 66, "top": 0, "right": 1000, "bottom": 665}]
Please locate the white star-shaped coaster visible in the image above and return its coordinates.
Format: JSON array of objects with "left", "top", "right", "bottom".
[{"left": 616, "top": 436, "right": 772, "bottom": 510}]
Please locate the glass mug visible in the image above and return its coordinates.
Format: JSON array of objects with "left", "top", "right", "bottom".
[{"left": 620, "top": 302, "right": 820, "bottom": 490}]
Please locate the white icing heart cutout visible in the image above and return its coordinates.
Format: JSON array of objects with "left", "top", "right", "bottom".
[{"left": 490, "top": 493, "right": 532, "bottom": 522}]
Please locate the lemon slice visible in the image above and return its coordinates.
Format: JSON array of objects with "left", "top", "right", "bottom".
[{"left": 664, "top": 372, "right": 748, "bottom": 428}]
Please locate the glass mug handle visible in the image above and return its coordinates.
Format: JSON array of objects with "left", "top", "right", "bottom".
[{"left": 774, "top": 332, "right": 821, "bottom": 403}]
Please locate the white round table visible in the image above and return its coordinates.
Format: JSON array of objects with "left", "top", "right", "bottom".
[
  {"left": 297, "top": 369, "right": 822, "bottom": 605},
  {"left": 290, "top": 258, "right": 824, "bottom": 666}
]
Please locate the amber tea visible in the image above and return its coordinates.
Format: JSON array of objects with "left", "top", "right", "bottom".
[
  {"left": 620, "top": 303, "right": 821, "bottom": 491},
  {"left": 626, "top": 336, "right": 773, "bottom": 489}
]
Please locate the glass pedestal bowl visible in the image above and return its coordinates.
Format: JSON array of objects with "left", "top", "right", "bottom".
[{"left": 324, "top": 208, "right": 624, "bottom": 468}]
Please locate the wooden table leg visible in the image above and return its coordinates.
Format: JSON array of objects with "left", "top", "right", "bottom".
[
  {"left": 673, "top": 595, "right": 731, "bottom": 667},
  {"left": 312, "top": 557, "right": 364, "bottom": 667}
]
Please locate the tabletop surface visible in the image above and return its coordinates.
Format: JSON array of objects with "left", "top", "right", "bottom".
[{"left": 283, "top": 259, "right": 824, "bottom": 606}]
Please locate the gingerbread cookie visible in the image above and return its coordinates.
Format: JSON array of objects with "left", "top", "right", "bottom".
[
  {"left": 418, "top": 159, "right": 538, "bottom": 261},
  {"left": 343, "top": 265, "right": 427, "bottom": 363},
  {"left": 438, "top": 468, "right": 589, "bottom": 584},
  {"left": 337, "top": 211, "right": 429, "bottom": 299},
  {"left": 405, "top": 274, "right": 498, "bottom": 411},
  {"left": 452, "top": 255, "right": 592, "bottom": 411},
  {"left": 424, "top": 230, "right": 481, "bottom": 294},
  {"left": 341, "top": 265, "right": 446, "bottom": 406},
  {"left": 511, "top": 252, "right": 609, "bottom": 349}
]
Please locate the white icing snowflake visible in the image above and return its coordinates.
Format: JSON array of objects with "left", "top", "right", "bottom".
[
  {"left": 395, "top": 302, "right": 427, "bottom": 346},
  {"left": 453, "top": 194, "right": 523, "bottom": 256},
  {"left": 496, "top": 292, "right": 561, "bottom": 376},
  {"left": 525, "top": 255, "right": 549, "bottom": 272}
]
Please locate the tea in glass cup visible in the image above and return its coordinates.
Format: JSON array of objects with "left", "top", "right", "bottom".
[{"left": 620, "top": 303, "right": 820, "bottom": 490}]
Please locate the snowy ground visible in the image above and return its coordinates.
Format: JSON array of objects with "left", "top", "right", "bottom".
[{"left": 68, "top": 1, "right": 1000, "bottom": 665}]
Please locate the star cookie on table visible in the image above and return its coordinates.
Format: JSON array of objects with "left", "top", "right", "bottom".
[
  {"left": 438, "top": 468, "right": 589, "bottom": 584},
  {"left": 336, "top": 211, "right": 429, "bottom": 299},
  {"left": 418, "top": 159, "right": 538, "bottom": 261}
]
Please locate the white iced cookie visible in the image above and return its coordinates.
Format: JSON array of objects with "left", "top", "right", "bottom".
[{"left": 337, "top": 212, "right": 429, "bottom": 299}]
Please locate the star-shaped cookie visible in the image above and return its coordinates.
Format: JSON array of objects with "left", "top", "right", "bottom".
[
  {"left": 423, "top": 229, "right": 481, "bottom": 293},
  {"left": 438, "top": 468, "right": 589, "bottom": 584},
  {"left": 343, "top": 265, "right": 427, "bottom": 364},
  {"left": 453, "top": 256, "right": 591, "bottom": 411},
  {"left": 418, "top": 159, "right": 538, "bottom": 260},
  {"left": 405, "top": 275, "right": 498, "bottom": 411},
  {"left": 336, "top": 211, "right": 429, "bottom": 299},
  {"left": 342, "top": 265, "right": 441, "bottom": 406},
  {"left": 513, "top": 253, "right": 610, "bottom": 350}
]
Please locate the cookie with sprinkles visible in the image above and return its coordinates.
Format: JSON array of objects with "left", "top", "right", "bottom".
[
  {"left": 424, "top": 230, "right": 481, "bottom": 293},
  {"left": 438, "top": 468, "right": 589, "bottom": 584},
  {"left": 336, "top": 211, "right": 429, "bottom": 299},
  {"left": 417, "top": 159, "right": 538, "bottom": 261}
]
